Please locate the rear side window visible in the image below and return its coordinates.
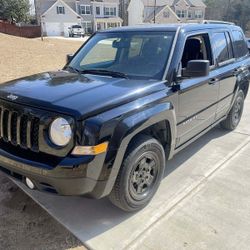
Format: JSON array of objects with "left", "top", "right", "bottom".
[
  {"left": 212, "top": 32, "right": 232, "bottom": 64},
  {"left": 232, "top": 30, "right": 248, "bottom": 58}
]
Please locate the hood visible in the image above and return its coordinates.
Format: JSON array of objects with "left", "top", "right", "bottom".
[{"left": 0, "top": 70, "right": 166, "bottom": 119}]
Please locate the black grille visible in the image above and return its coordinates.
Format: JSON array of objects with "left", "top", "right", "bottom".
[{"left": 0, "top": 107, "right": 40, "bottom": 152}]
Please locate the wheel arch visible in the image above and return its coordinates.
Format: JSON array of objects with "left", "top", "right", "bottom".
[{"left": 100, "top": 102, "right": 177, "bottom": 197}]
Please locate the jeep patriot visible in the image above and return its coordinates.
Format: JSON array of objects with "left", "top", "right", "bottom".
[{"left": 0, "top": 24, "right": 249, "bottom": 211}]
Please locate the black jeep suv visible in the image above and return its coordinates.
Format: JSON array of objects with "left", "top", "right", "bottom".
[{"left": 0, "top": 24, "right": 249, "bottom": 212}]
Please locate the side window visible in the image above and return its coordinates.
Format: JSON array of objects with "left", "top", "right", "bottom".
[
  {"left": 181, "top": 33, "right": 213, "bottom": 69},
  {"left": 232, "top": 30, "right": 248, "bottom": 58},
  {"left": 225, "top": 32, "right": 234, "bottom": 59},
  {"left": 212, "top": 32, "right": 231, "bottom": 64}
]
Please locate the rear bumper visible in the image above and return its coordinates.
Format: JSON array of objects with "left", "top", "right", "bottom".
[{"left": 0, "top": 148, "right": 113, "bottom": 198}]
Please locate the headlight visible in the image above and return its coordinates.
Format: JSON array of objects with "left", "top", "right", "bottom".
[{"left": 49, "top": 118, "right": 72, "bottom": 147}]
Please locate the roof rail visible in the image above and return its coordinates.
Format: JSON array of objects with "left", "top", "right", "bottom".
[{"left": 202, "top": 20, "right": 235, "bottom": 25}]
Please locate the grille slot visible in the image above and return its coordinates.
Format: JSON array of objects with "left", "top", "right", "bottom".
[
  {"left": 20, "top": 115, "right": 28, "bottom": 148},
  {"left": 2, "top": 110, "right": 9, "bottom": 142},
  {"left": 0, "top": 107, "right": 40, "bottom": 152}
]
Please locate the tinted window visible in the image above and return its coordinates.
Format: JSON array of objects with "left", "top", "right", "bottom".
[
  {"left": 232, "top": 30, "right": 248, "bottom": 58},
  {"left": 225, "top": 32, "right": 234, "bottom": 59},
  {"left": 181, "top": 33, "right": 213, "bottom": 69},
  {"left": 212, "top": 32, "right": 230, "bottom": 63}
]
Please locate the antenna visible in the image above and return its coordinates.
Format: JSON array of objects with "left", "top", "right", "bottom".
[{"left": 153, "top": 0, "right": 156, "bottom": 24}]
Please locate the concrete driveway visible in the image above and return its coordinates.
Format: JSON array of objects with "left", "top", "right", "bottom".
[{"left": 9, "top": 92, "right": 250, "bottom": 250}]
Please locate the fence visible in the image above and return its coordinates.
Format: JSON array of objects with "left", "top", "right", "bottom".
[{"left": 0, "top": 21, "right": 41, "bottom": 38}]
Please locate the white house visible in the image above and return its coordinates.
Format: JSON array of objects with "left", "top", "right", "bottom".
[
  {"left": 35, "top": 0, "right": 123, "bottom": 36},
  {"left": 128, "top": 0, "right": 206, "bottom": 26}
]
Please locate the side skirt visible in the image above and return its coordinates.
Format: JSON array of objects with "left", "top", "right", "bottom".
[{"left": 172, "top": 115, "right": 227, "bottom": 157}]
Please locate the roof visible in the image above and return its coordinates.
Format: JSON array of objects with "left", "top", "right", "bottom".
[
  {"left": 141, "top": 0, "right": 206, "bottom": 7},
  {"left": 41, "top": 0, "right": 80, "bottom": 17},
  {"left": 144, "top": 5, "right": 180, "bottom": 22},
  {"left": 144, "top": 6, "right": 165, "bottom": 22},
  {"left": 141, "top": 0, "right": 174, "bottom": 6},
  {"left": 100, "top": 23, "right": 240, "bottom": 33}
]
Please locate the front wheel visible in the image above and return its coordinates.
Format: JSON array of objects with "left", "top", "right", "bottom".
[
  {"left": 220, "top": 90, "right": 245, "bottom": 130},
  {"left": 109, "top": 135, "right": 165, "bottom": 212}
]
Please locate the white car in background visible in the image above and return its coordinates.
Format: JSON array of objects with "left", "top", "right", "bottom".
[{"left": 68, "top": 25, "right": 85, "bottom": 37}]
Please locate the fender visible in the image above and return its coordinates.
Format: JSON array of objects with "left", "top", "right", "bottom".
[
  {"left": 99, "top": 101, "right": 177, "bottom": 197},
  {"left": 229, "top": 69, "right": 249, "bottom": 112}
]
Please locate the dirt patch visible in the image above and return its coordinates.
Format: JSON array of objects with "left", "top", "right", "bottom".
[
  {"left": 0, "top": 34, "right": 82, "bottom": 83},
  {"left": 0, "top": 34, "right": 85, "bottom": 250}
]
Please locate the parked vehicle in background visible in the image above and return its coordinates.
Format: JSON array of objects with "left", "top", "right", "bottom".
[
  {"left": 0, "top": 24, "right": 249, "bottom": 212},
  {"left": 68, "top": 25, "right": 85, "bottom": 37}
]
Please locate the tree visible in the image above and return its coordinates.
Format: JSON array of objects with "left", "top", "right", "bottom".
[
  {"left": 0, "top": 0, "right": 30, "bottom": 23},
  {"left": 204, "top": 0, "right": 250, "bottom": 31}
]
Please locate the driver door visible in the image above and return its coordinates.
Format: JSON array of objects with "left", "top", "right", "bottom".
[{"left": 176, "top": 32, "right": 219, "bottom": 147}]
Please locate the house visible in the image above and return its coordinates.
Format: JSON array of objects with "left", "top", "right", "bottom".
[
  {"left": 34, "top": 0, "right": 123, "bottom": 36},
  {"left": 127, "top": 0, "right": 206, "bottom": 26}
]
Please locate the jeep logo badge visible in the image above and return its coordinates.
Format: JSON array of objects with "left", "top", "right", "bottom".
[{"left": 7, "top": 94, "right": 18, "bottom": 101}]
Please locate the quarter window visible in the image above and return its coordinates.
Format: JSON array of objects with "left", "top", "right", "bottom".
[
  {"left": 212, "top": 32, "right": 231, "bottom": 64},
  {"left": 232, "top": 30, "right": 248, "bottom": 58}
]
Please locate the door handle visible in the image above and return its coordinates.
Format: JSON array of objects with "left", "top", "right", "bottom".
[{"left": 208, "top": 78, "right": 219, "bottom": 85}]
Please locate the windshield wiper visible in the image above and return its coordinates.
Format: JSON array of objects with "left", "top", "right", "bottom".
[{"left": 80, "top": 69, "right": 128, "bottom": 79}]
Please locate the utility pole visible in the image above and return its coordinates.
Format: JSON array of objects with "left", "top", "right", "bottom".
[
  {"left": 153, "top": 0, "right": 156, "bottom": 24},
  {"left": 35, "top": 0, "right": 43, "bottom": 41}
]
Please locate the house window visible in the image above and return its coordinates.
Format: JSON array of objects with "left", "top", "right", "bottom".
[
  {"left": 176, "top": 10, "right": 186, "bottom": 18},
  {"left": 104, "top": 7, "right": 116, "bottom": 16},
  {"left": 163, "top": 11, "right": 170, "bottom": 18},
  {"left": 80, "top": 5, "right": 91, "bottom": 15},
  {"left": 96, "top": 6, "right": 100, "bottom": 15},
  {"left": 57, "top": 6, "right": 65, "bottom": 14},
  {"left": 195, "top": 10, "right": 203, "bottom": 18},
  {"left": 188, "top": 11, "right": 192, "bottom": 19}
]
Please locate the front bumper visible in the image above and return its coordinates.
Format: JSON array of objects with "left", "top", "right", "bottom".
[{"left": 0, "top": 147, "right": 112, "bottom": 198}]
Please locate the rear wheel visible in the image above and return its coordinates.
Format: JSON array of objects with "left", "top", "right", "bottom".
[
  {"left": 220, "top": 90, "right": 244, "bottom": 130},
  {"left": 109, "top": 135, "right": 165, "bottom": 212}
]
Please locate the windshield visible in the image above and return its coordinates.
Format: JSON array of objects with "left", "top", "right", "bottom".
[{"left": 69, "top": 31, "right": 175, "bottom": 80}]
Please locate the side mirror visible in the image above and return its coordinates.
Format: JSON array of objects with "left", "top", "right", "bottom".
[
  {"left": 183, "top": 60, "right": 210, "bottom": 78},
  {"left": 66, "top": 54, "right": 74, "bottom": 64}
]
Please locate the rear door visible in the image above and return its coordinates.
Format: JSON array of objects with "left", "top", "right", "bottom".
[
  {"left": 210, "top": 30, "right": 237, "bottom": 120},
  {"left": 176, "top": 32, "right": 219, "bottom": 147}
]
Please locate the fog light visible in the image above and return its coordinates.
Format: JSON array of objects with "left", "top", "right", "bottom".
[{"left": 25, "top": 178, "right": 35, "bottom": 190}]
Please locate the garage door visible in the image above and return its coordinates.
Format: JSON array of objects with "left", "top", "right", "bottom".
[
  {"left": 45, "top": 22, "right": 61, "bottom": 36},
  {"left": 64, "top": 23, "right": 78, "bottom": 37}
]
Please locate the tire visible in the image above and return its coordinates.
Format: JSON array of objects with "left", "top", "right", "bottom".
[
  {"left": 220, "top": 90, "right": 245, "bottom": 130},
  {"left": 109, "top": 135, "right": 165, "bottom": 212}
]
